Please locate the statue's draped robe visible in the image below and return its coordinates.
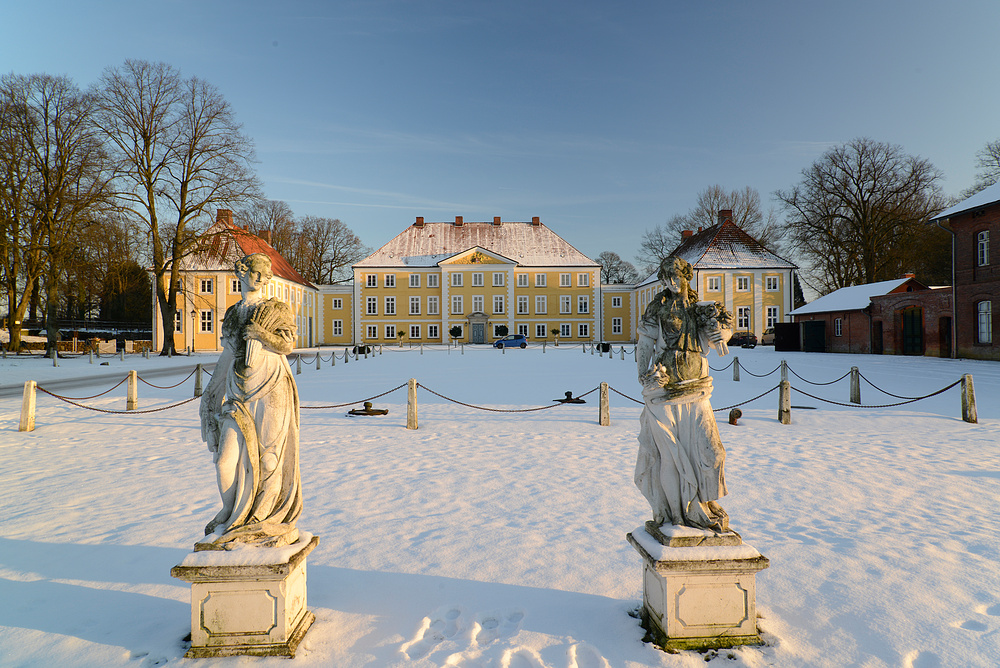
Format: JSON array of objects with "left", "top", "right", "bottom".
[
  {"left": 206, "top": 298, "right": 302, "bottom": 548},
  {"left": 634, "top": 293, "right": 729, "bottom": 531}
]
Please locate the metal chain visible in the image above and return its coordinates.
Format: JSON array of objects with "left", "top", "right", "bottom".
[
  {"left": 713, "top": 385, "right": 782, "bottom": 412},
  {"left": 786, "top": 367, "right": 852, "bottom": 386},
  {"left": 790, "top": 378, "right": 963, "bottom": 409},
  {"left": 36, "top": 376, "right": 129, "bottom": 401},
  {"left": 609, "top": 386, "right": 644, "bottom": 405},
  {"left": 416, "top": 383, "right": 594, "bottom": 413},
  {"left": 709, "top": 358, "right": 735, "bottom": 372},
  {"left": 35, "top": 387, "right": 200, "bottom": 414},
  {"left": 137, "top": 368, "right": 198, "bottom": 389},
  {"left": 739, "top": 364, "right": 782, "bottom": 378},
  {"left": 857, "top": 371, "right": 928, "bottom": 400},
  {"left": 301, "top": 383, "right": 409, "bottom": 410}
]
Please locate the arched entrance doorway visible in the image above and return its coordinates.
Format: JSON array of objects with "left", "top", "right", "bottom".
[{"left": 901, "top": 306, "right": 923, "bottom": 355}]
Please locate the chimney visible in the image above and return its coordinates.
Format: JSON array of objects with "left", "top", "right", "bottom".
[
  {"left": 531, "top": 216, "right": 541, "bottom": 226},
  {"left": 697, "top": 226, "right": 703, "bottom": 233},
  {"left": 261, "top": 230, "right": 272, "bottom": 245},
  {"left": 718, "top": 209, "right": 733, "bottom": 226},
  {"left": 902, "top": 272, "right": 915, "bottom": 279},
  {"left": 455, "top": 215, "right": 464, "bottom": 227},
  {"left": 217, "top": 209, "right": 234, "bottom": 226},
  {"left": 414, "top": 216, "right": 424, "bottom": 228},
  {"left": 681, "top": 230, "right": 694, "bottom": 240},
  {"left": 493, "top": 216, "right": 502, "bottom": 226}
]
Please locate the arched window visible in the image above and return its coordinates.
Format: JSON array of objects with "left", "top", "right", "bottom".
[
  {"left": 977, "top": 230, "right": 989, "bottom": 266},
  {"left": 977, "top": 300, "right": 992, "bottom": 344}
]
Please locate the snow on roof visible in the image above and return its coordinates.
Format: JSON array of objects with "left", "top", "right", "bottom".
[
  {"left": 354, "top": 220, "right": 599, "bottom": 268},
  {"left": 182, "top": 215, "right": 314, "bottom": 288},
  {"left": 789, "top": 278, "right": 913, "bottom": 315},
  {"left": 670, "top": 221, "right": 797, "bottom": 270},
  {"left": 933, "top": 180, "right": 1000, "bottom": 221}
]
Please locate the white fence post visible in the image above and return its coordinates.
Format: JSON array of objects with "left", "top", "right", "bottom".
[
  {"left": 296, "top": 356, "right": 302, "bottom": 375},
  {"left": 780, "top": 360, "right": 788, "bottom": 383},
  {"left": 962, "top": 374, "right": 978, "bottom": 424},
  {"left": 599, "top": 382, "right": 610, "bottom": 426},
  {"left": 733, "top": 356, "right": 740, "bottom": 382},
  {"left": 407, "top": 378, "right": 418, "bottom": 430},
  {"left": 127, "top": 370, "right": 138, "bottom": 411},
  {"left": 19, "top": 380, "right": 36, "bottom": 432},
  {"left": 316, "top": 353, "right": 321, "bottom": 371},
  {"left": 194, "top": 364, "right": 204, "bottom": 398},
  {"left": 778, "top": 380, "right": 791, "bottom": 424},
  {"left": 850, "top": 367, "right": 861, "bottom": 404}
]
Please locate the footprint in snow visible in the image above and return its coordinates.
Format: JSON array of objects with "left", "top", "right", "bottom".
[
  {"left": 904, "top": 650, "right": 942, "bottom": 668},
  {"left": 959, "top": 619, "right": 988, "bottom": 632},
  {"left": 475, "top": 609, "right": 525, "bottom": 646},
  {"left": 501, "top": 647, "right": 546, "bottom": 668},
  {"left": 402, "top": 606, "right": 465, "bottom": 660},
  {"left": 569, "top": 643, "right": 609, "bottom": 668}
]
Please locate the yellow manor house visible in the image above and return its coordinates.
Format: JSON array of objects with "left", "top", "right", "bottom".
[{"left": 153, "top": 211, "right": 796, "bottom": 351}]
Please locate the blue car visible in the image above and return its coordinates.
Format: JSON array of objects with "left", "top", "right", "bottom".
[{"left": 494, "top": 334, "right": 527, "bottom": 349}]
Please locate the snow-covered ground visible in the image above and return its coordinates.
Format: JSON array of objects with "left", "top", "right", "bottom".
[{"left": 1, "top": 344, "right": 999, "bottom": 667}]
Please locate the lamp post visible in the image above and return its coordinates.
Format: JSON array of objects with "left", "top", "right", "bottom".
[{"left": 190, "top": 309, "right": 197, "bottom": 353}]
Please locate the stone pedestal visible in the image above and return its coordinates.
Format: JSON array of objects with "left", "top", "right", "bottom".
[
  {"left": 171, "top": 533, "right": 319, "bottom": 658},
  {"left": 628, "top": 525, "right": 769, "bottom": 651}
]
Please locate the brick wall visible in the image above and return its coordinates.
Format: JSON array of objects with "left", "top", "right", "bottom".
[
  {"left": 951, "top": 204, "right": 1000, "bottom": 360},
  {"left": 869, "top": 288, "right": 952, "bottom": 357}
]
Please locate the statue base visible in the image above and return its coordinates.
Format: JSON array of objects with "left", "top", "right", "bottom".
[
  {"left": 627, "top": 526, "right": 769, "bottom": 652},
  {"left": 171, "top": 533, "right": 319, "bottom": 658}
]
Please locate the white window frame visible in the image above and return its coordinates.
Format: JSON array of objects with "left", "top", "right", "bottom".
[
  {"left": 560, "top": 273, "right": 571, "bottom": 287},
  {"left": 472, "top": 272, "right": 484, "bottom": 287},
  {"left": 766, "top": 276, "right": 779, "bottom": 291},
  {"left": 427, "top": 274, "right": 439, "bottom": 288},
  {"left": 560, "top": 295, "right": 572, "bottom": 314},
  {"left": 384, "top": 274, "right": 396, "bottom": 288},
  {"left": 560, "top": 323, "right": 571, "bottom": 337},
  {"left": 200, "top": 278, "right": 213, "bottom": 294},
  {"left": 493, "top": 272, "right": 504, "bottom": 287},
  {"left": 452, "top": 295, "right": 463, "bottom": 314},
  {"left": 472, "top": 295, "right": 484, "bottom": 313},
  {"left": 428, "top": 324, "right": 440, "bottom": 339},
  {"left": 409, "top": 296, "right": 421, "bottom": 315},
  {"left": 536, "top": 323, "right": 548, "bottom": 338},
  {"left": 766, "top": 306, "right": 779, "bottom": 327},
  {"left": 174, "top": 311, "right": 182, "bottom": 332},
  {"left": 535, "top": 273, "right": 547, "bottom": 287},
  {"left": 409, "top": 273, "right": 420, "bottom": 288},
  {"left": 517, "top": 324, "right": 529, "bottom": 337},
  {"left": 737, "top": 306, "right": 750, "bottom": 329},
  {"left": 612, "top": 317, "right": 622, "bottom": 334},
  {"left": 332, "top": 298, "right": 343, "bottom": 309},
  {"left": 231, "top": 278, "right": 240, "bottom": 293},
  {"left": 737, "top": 276, "right": 750, "bottom": 292},
  {"left": 332, "top": 320, "right": 343, "bottom": 336},
  {"left": 384, "top": 296, "right": 396, "bottom": 315},
  {"left": 410, "top": 324, "right": 421, "bottom": 339},
  {"left": 578, "top": 273, "right": 590, "bottom": 287},
  {"left": 517, "top": 296, "right": 529, "bottom": 314},
  {"left": 578, "top": 323, "right": 590, "bottom": 338},
  {"left": 493, "top": 324, "right": 506, "bottom": 338},
  {"left": 612, "top": 296, "right": 622, "bottom": 308},
  {"left": 517, "top": 273, "right": 528, "bottom": 287},
  {"left": 493, "top": 295, "right": 504, "bottom": 313},
  {"left": 385, "top": 324, "right": 396, "bottom": 339},
  {"left": 200, "top": 310, "right": 214, "bottom": 332},
  {"left": 366, "top": 325, "right": 378, "bottom": 339},
  {"left": 451, "top": 273, "right": 463, "bottom": 287},
  {"left": 428, "top": 296, "right": 439, "bottom": 315},
  {"left": 707, "top": 276, "right": 721, "bottom": 292},
  {"left": 366, "top": 297, "right": 378, "bottom": 315},
  {"left": 834, "top": 318, "right": 843, "bottom": 337},
  {"left": 535, "top": 295, "right": 547, "bottom": 314},
  {"left": 578, "top": 295, "right": 589, "bottom": 314},
  {"left": 366, "top": 274, "right": 377, "bottom": 287},
  {"left": 978, "top": 300, "right": 992, "bottom": 343},
  {"left": 978, "top": 230, "right": 990, "bottom": 267}
]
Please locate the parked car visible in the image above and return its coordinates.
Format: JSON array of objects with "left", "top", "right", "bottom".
[
  {"left": 729, "top": 331, "right": 757, "bottom": 348},
  {"left": 760, "top": 328, "right": 775, "bottom": 345},
  {"left": 494, "top": 334, "right": 527, "bottom": 349}
]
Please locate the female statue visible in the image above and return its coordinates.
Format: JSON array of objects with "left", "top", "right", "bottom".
[
  {"left": 199, "top": 253, "right": 302, "bottom": 549},
  {"left": 634, "top": 256, "right": 733, "bottom": 533}
]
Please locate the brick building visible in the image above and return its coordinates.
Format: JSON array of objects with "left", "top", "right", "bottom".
[{"left": 930, "top": 181, "right": 1000, "bottom": 360}]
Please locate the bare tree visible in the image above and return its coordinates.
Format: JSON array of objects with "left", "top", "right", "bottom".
[
  {"left": 234, "top": 198, "right": 296, "bottom": 256},
  {"left": 637, "top": 185, "right": 783, "bottom": 273},
  {"left": 289, "top": 215, "right": 369, "bottom": 284},
  {"left": 775, "top": 138, "right": 946, "bottom": 293},
  {"left": 596, "top": 251, "right": 640, "bottom": 284},
  {"left": 961, "top": 139, "right": 1000, "bottom": 198},
  {"left": 0, "top": 74, "right": 113, "bottom": 353},
  {"left": 95, "top": 60, "right": 260, "bottom": 354}
]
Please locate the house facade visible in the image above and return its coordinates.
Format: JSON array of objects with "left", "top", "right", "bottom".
[
  {"left": 352, "top": 216, "right": 602, "bottom": 346},
  {"left": 151, "top": 210, "right": 318, "bottom": 353},
  {"left": 930, "top": 181, "right": 1000, "bottom": 360},
  {"left": 669, "top": 210, "right": 798, "bottom": 340}
]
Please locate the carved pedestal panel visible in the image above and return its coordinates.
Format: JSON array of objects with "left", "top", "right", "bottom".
[
  {"left": 171, "top": 534, "right": 319, "bottom": 658},
  {"left": 627, "top": 527, "right": 769, "bottom": 651}
]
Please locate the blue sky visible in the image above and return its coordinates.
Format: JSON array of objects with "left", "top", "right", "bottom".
[{"left": 3, "top": 1, "right": 998, "bottom": 266}]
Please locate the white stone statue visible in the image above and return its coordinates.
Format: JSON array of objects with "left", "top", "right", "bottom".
[
  {"left": 634, "top": 256, "right": 733, "bottom": 534},
  {"left": 198, "top": 253, "right": 302, "bottom": 549}
]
